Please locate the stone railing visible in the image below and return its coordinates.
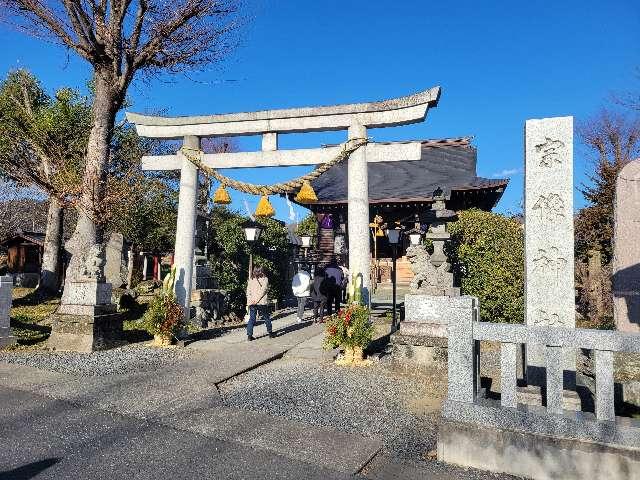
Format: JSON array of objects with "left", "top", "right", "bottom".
[
  {"left": 440, "top": 311, "right": 640, "bottom": 478},
  {"left": 448, "top": 317, "right": 640, "bottom": 421}
]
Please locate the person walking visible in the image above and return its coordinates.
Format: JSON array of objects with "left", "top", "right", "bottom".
[
  {"left": 245, "top": 266, "right": 274, "bottom": 341},
  {"left": 339, "top": 264, "right": 350, "bottom": 302},
  {"left": 310, "top": 267, "right": 328, "bottom": 323},
  {"left": 325, "top": 259, "right": 343, "bottom": 316},
  {"left": 292, "top": 267, "right": 311, "bottom": 323}
]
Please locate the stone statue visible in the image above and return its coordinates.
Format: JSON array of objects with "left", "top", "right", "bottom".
[
  {"left": 406, "top": 244, "right": 458, "bottom": 296},
  {"left": 80, "top": 244, "right": 106, "bottom": 282}
]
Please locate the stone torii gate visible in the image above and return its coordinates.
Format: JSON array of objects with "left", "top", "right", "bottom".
[{"left": 126, "top": 86, "right": 441, "bottom": 312}]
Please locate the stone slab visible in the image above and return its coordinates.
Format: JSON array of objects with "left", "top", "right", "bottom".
[
  {"left": 398, "top": 321, "right": 447, "bottom": 338},
  {"left": 404, "top": 294, "right": 476, "bottom": 331},
  {"left": 524, "top": 117, "right": 575, "bottom": 380},
  {"left": 163, "top": 406, "right": 382, "bottom": 475},
  {"left": 438, "top": 416, "right": 640, "bottom": 480},
  {"left": 613, "top": 160, "right": 640, "bottom": 333},
  {"left": 390, "top": 332, "right": 448, "bottom": 348}
]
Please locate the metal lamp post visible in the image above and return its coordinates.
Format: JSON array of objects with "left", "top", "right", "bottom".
[
  {"left": 241, "top": 220, "right": 264, "bottom": 278},
  {"left": 299, "top": 233, "right": 312, "bottom": 260},
  {"left": 385, "top": 225, "right": 402, "bottom": 331}
]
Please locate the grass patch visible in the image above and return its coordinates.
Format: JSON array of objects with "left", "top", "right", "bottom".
[
  {"left": 9, "top": 288, "right": 59, "bottom": 348},
  {"left": 121, "top": 296, "right": 152, "bottom": 343}
]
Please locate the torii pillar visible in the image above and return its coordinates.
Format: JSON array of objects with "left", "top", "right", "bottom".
[
  {"left": 173, "top": 135, "right": 199, "bottom": 311},
  {"left": 348, "top": 123, "right": 371, "bottom": 303}
]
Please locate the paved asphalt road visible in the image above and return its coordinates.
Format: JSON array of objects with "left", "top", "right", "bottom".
[{"left": 0, "top": 388, "right": 354, "bottom": 480}]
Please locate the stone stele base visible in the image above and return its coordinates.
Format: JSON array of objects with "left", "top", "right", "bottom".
[
  {"left": 48, "top": 281, "right": 123, "bottom": 352},
  {"left": 47, "top": 308, "right": 123, "bottom": 352},
  {"left": 390, "top": 295, "right": 476, "bottom": 374}
]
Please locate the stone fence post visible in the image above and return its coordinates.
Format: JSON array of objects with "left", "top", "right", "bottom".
[
  {"left": 0, "top": 275, "right": 16, "bottom": 349},
  {"left": 446, "top": 297, "right": 478, "bottom": 403}
]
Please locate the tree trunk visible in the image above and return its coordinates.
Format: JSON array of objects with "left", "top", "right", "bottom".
[
  {"left": 62, "top": 69, "right": 122, "bottom": 300},
  {"left": 37, "top": 197, "right": 63, "bottom": 294}
]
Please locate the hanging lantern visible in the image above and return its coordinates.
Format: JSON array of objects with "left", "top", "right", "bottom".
[
  {"left": 254, "top": 195, "right": 275, "bottom": 218},
  {"left": 375, "top": 228, "right": 384, "bottom": 237},
  {"left": 213, "top": 184, "right": 231, "bottom": 204},
  {"left": 294, "top": 180, "right": 318, "bottom": 203}
]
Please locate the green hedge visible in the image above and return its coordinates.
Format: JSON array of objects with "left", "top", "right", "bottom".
[{"left": 447, "top": 209, "right": 524, "bottom": 323}]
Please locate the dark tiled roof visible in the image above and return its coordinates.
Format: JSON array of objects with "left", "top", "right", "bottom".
[
  {"left": 304, "top": 138, "right": 507, "bottom": 207},
  {"left": 1, "top": 230, "right": 45, "bottom": 247}
]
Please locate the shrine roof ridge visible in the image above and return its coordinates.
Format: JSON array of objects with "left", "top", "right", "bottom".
[{"left": 125, "top": 87, "right": 440, "bottom": 127}]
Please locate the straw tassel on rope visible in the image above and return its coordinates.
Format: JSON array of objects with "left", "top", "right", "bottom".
[
  {"left": 213, "top": 184, "right": 232, "bottom": 204},
  {"left": 179, "top": 137, "right": 368, "bottom": 217},
  {"left": 255, "top": 195, "right": 275, "bottom": 218},
  {"left": 294, "top": 180, "right": 318, "bottom": 203}
]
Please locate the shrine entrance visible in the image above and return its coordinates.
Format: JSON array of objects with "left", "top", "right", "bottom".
[{"left": 126, "top": 87, "right": 441, "bottom": 312}]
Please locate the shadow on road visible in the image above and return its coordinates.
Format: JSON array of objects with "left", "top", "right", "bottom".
[{"left": 0, "top": 458, "right": 60, "bottom": 480}]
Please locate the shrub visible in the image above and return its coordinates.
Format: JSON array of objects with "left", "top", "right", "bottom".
[
  {"left": 142, "top": 292, "right": 184, "bottom": 338},
  {"left": 295, "top": 212, "right": 318, "bottom": 237},
  {"left": 142, "top": 267, "right": 184, "bottom": 338},
  {"left": 324, "top": 304, "right": 374, "bottom": 349},
  {"left": 447, "top": 209, "right": 524, "bottom": 323}
]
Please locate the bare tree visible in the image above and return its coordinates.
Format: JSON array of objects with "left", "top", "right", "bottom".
[
  {"left": 0, "top": 180, "right": 48, "bottom": 237},
  {"left": 1, "top": 0, "right": 242, "bottom": 284},
  {"left": 574, "top": 108, "right": 640, "bottom": 325}
]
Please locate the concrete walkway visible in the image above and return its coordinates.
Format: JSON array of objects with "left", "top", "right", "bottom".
[{"left": 0, "top": 311, "right": 382, "bottom": 478}]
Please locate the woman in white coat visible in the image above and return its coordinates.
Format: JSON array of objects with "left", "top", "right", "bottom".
[{"left": 291, "top": 268, "right": 311, "bottom": 323}]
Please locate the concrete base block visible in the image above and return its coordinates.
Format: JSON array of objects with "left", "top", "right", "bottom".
[
  {"left": 0, "top": 327, "right": 17, "bottom": 349},
  {"left": 47, "top": 311, "right": 123, "bottom": 352},
  {"left": 438, "top": 418, "right": 640, "bottom": 480},
  {"left": 517, "top": 385, "right": 582, "bottom": 412},
  {"left": 389, "top": 332, "right": 448, "bottom": 376}
]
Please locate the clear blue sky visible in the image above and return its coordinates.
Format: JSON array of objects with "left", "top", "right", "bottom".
[{"left": 1, "top": 0, "right": 638, "bottom": 222}]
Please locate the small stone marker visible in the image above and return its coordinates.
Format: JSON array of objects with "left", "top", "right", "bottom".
[
  {"left": 524, "top": 116, "right": 575, "bottom": 381},
  {"left": 0, "top": 275, "right": 16, "bottom": 349},
  {"left": 613, "top": 159, "right": 640, "bottom": 333},
  {"left": 104, "top": 232, "right": 125, "bottom": 288}
]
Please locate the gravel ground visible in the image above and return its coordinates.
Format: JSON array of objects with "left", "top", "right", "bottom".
[
  {"left": 0, "top": 343, "right": 193, "bottom": 376},
  {"left": 219, "top": 359, "right": 440, "bottom": 461}
]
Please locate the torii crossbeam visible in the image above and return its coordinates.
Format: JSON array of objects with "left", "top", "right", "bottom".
[{"left": 126, "top": 87, "right": 441, "bottom": 312}]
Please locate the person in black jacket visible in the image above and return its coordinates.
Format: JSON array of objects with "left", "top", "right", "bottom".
[{"left": 310, "top": 267, "right": 328, "bottom": 323}]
